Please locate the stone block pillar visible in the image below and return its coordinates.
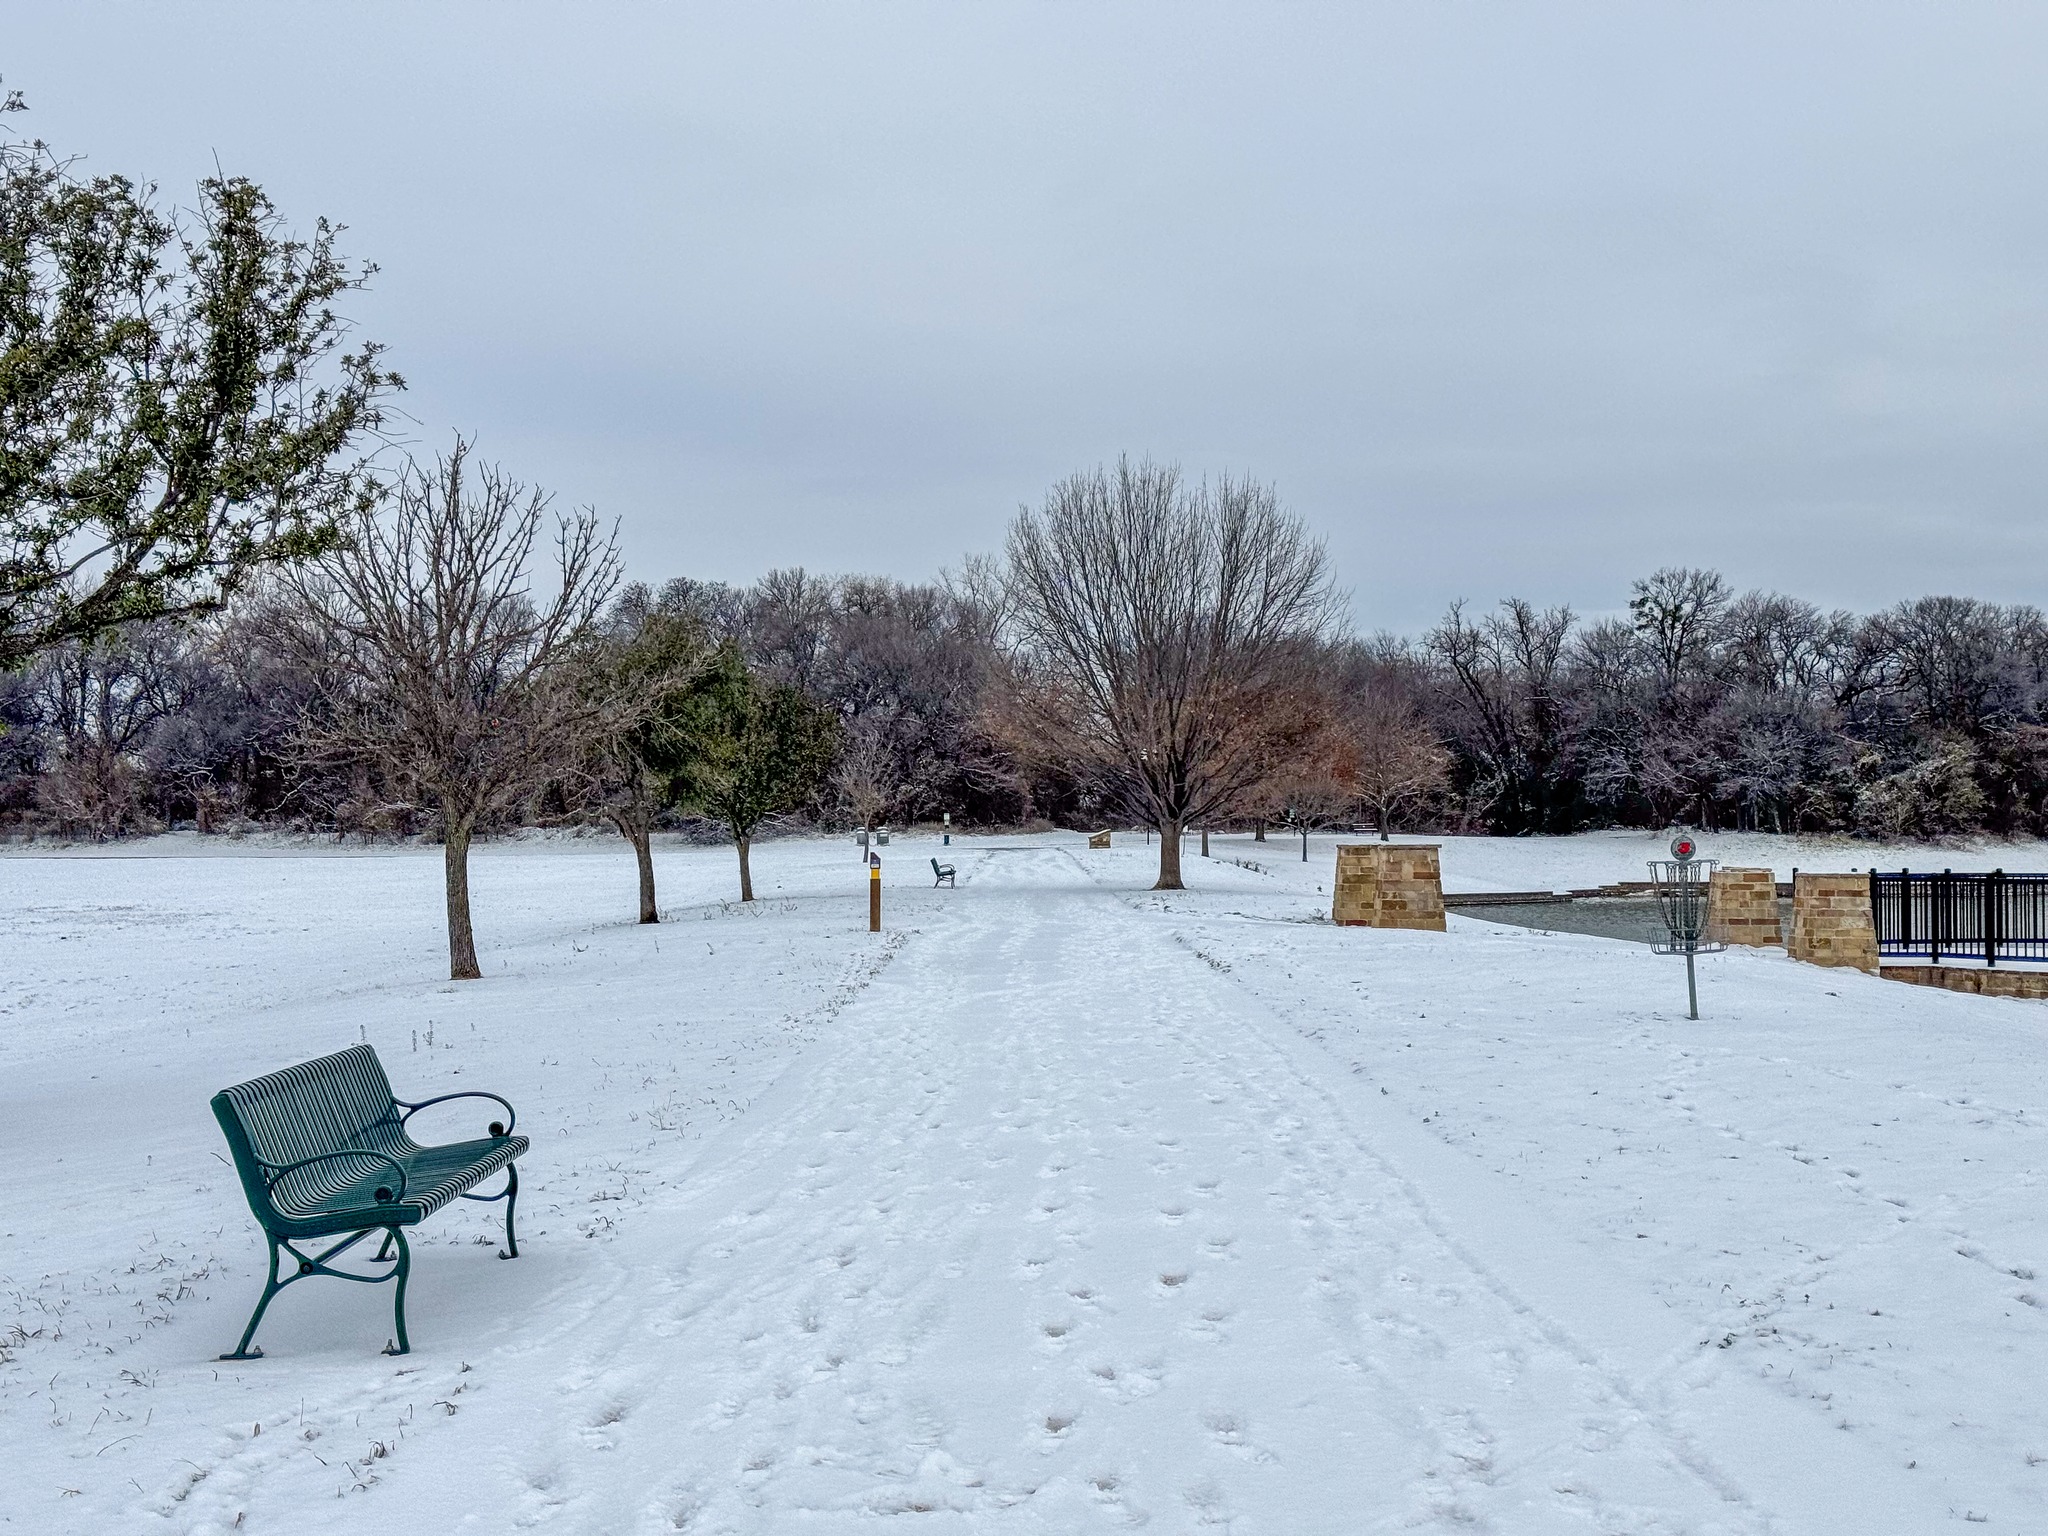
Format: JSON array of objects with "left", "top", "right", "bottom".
[
  {"left": 1088, "top": 830, "right": 1111, "bottom": 849},
  {"left": 1707, "top": 866, "right": 1783, "bottom": 947},
  {"left": 1333, "top": 844, "right": 1446, "bottom": 932},
  {"left": 1787, "top": 874, "right": 1878, "bottom": 972}
]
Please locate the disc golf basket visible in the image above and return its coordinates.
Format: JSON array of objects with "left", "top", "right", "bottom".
[{"left": 1649, "top": 834, "right": 1722, "bottom": 1019}]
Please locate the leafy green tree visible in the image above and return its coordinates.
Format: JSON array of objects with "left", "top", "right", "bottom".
[
  {"left": 670, "top": 644, "right": 839, "bottom": 901},
  {"left": 1, "top": 104, "right": 399, "bottom": 669},
  {"left": 577, "top": 587, "right": 713, "bottom": 922}
]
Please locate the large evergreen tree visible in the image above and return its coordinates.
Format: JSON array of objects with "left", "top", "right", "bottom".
[
  {"left": 577, "top": 588, "right": 713, "bottom": 922},
  {"left": 670, "top": 644, "right": 839, "bottom": 901},
  {"left": 1, "top": 100, "right": 399, "bottom": 668}
]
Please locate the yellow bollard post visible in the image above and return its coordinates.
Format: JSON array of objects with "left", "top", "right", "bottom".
[{"left": 869, "top": 857, "right": 881, "bottom": 932}]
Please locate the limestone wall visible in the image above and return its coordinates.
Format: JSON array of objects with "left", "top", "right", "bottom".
[
  {"left": 1087, "top": 830, "right": 1111, "bottom": 849},
  {"left": 1333, "top": 844, "right": 1446, "bottom": 932},
  {"left": 1881, "top": 965, "right": 2048, "bottom": 1000},
  {"left": 1707, "top": 866, "right": 1783, "bottom": 947},
  {"left": 1787, "top": 874, "right": 1878, "bottom": 972}
]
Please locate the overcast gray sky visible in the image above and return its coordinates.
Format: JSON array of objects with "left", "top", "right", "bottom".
[{"left": 10, "top": 4, "right": 2046, "bottom": 631}]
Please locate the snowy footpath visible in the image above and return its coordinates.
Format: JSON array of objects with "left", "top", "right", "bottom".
[{"left": 3, "top": 830, "right": 2047, "bottom": 1532}]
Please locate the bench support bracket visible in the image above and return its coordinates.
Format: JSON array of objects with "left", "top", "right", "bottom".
[{"left": 220, "top": 1225, "right": 413, "bottom": 1361}]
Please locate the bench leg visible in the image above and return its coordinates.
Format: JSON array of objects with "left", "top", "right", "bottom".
[
  {"left": 221, "top": 1227, "right": 412, "bottom": 1359},
  {"left": 501, "top": 1163, "right": 520, "bottom": 1260},
  {"left": 383, "top": 1227, "right": 412, "bottom": 1356},
  {"left": 219, "top": 1234, "right": 285, "bottom": 1361},
  {"left": 458, "top": 1162, "right": 522, "bottom": 1259},
  {"left": 371, "top": 1230, "right": 396, "bottom": 1263}
]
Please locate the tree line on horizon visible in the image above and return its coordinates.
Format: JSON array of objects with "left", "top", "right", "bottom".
[
  {"left": 9, "top": 485, "right": 2041, "bottom": 851},
  {"left": 7, "top": 92, "right": 2045, "bottom": 977}
]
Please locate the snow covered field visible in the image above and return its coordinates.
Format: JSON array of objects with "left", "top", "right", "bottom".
[{"left": 4, "top": 828, "right": 2047, "bottom": 1533}]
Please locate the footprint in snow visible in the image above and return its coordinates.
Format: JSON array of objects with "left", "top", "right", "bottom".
[
  {"left": 1183, "top": 1477, "right": 1233, "bottom": 1524},
  {"left": 1203, "top": 1411, "right": 1263, "bottom": 1458},
  {"left": 1086, "top": 1470, "right": 1143, "bottom": 1524}
]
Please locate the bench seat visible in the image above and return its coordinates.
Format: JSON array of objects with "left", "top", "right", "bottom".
[{"left": 267, "top": 1133, "right": 527, "bottom": 1237}]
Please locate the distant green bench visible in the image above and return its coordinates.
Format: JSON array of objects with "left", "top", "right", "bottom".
[
  {"left": 932, "top": 857, "right": 956, "bottom": 887},
  {"left": 210, "top": 1044, "right": 527, "bottom": 1358}
]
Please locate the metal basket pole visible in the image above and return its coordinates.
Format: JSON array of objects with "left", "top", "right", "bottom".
[{"left": 1650, "top": 844, "right": 1722, "bottom": 1020}]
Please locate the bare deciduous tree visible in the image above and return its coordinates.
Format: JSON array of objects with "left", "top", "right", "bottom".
[
  {"left": 1258, "top": 753, "right": 1356, "bottom": 862},
  {"left": 999, "top": 458, "right": 1336, "bottom": 890},
  {"left": 19, "top": 618, "right": 203, "bottom": 839},
  {"left": 1629, "top": 567, "right": 1731, "bottom": 697},
  {"left": 1426, "top": 598, "right": 1574, "bottom": 834},
  {"left": 286, "top": 441, "right": 620, "bottom": 978},
  {"left": 831, "top": 719, "right": 897, "bottom": 838},
  {"left": 1348, "top": 684, "right": 1450, "bottom": 840}
]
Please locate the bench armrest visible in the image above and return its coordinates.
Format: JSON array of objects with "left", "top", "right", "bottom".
[
  {"left": 265, "top": 1148, "right": 409, "bottom": 1204},
  {"left": 398, "top": 1090, "right": 517, "bottom": 1137}
]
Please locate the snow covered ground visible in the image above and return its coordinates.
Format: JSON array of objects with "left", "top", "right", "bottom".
[{"left": 3, "top": 827, "right": 2046, "bottom": 1532}]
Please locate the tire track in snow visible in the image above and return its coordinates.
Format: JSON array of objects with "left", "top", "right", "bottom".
[
  {"left": 1197, "top": 888, "right": 2048, "bottom": 1520},
  {"left": 1074, "top": 849, "right": 1778, "bottom": 1533},
  {"left": 1178, "top": 946, "right": 1768, "bottom": 1530}
]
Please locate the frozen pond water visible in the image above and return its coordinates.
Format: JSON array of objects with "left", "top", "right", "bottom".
[
  {"left": 1455, "top": 895, "right": 1669, "bottom": 943},
  {"left": 1458, "top": 894, "right": 1798, "bottom": 946}
]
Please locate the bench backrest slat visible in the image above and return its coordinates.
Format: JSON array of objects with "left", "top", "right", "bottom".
[{"left": 212, "top": 1045, "right": 404, "bottom": 1224}]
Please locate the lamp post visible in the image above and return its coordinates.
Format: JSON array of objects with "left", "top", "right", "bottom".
[{"left": 868, "top": 851, "right": 881, "bottom": 932}]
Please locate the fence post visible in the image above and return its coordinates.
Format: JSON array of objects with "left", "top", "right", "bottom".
[{"left": 1988, "top": 868, "right": 2002, "bottom": 968}]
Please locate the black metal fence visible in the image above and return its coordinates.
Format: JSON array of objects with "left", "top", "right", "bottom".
[{"left": 1869, "top": 870, "right": 2048, "bottom": 966}]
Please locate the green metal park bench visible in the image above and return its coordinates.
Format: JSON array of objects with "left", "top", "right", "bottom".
[
  {"left": 931, "top": 856, "right": 956, "bottom": 887},
  {"left": 210, "top": 1044, "right": 527, "bottom": 1359}
]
